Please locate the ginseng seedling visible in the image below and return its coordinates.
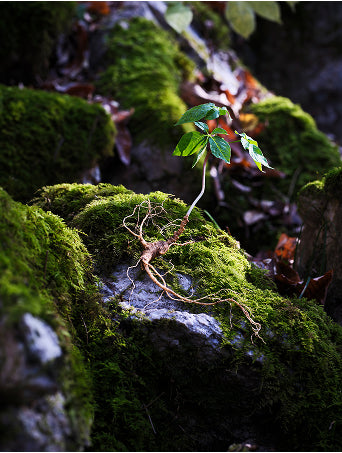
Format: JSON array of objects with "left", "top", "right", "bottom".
[{"left": 123, "top": 102, "right": 272, "bottom": 340}]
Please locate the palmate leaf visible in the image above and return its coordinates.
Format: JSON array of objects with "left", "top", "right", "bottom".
[
  {"left": 173, "top": 131, "right": 208, "bottom": 157},
  {"left": 209, "top": 136, "right": 231, "bottom": 164}
]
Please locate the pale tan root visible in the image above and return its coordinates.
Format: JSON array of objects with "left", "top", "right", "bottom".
[{"left": 123, "top": 199, "right": 263, "bottom": 341}]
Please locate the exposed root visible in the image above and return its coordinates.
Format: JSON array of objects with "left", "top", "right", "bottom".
[{"left": 123, "top": 199, "right": 263, "bottom": 342}]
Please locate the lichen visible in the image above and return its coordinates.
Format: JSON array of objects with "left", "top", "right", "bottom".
[
  {"left": 96, "top": 17, "right": 195, "bottom": 147},
  {"left": 34, "top": 182, "right": 342, "bottom": 451},
  {"left": 250, "top": 96, "right": 341, "bottom": 196},
  {"left": 0, "top": 85, "right": 116, "bottom": 201}
]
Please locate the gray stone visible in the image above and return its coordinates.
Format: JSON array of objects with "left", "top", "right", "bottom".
[
  {"left": 100, "top": 262, "right": 223, "bottom": 348},
  {"left": 20, "top": 313, "right": 62, "bottom": 365}
]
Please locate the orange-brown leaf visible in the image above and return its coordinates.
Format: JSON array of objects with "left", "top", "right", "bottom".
[{"left": 275, "top": 233, "right": 297, "bottom": 263}]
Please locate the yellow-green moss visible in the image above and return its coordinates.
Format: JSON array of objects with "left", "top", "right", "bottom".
[
  {"left": 0, "top": 2, "right": 76, "bottom": 84},
  {"left": 34, "top": 182, "right": 342, "bottom": 451},
  {"left": 96, "top": 17, "right": 195, "bottom": 147},
  {"left": 298, "top": 166, "right": 342, "bottom": 202},
  {"left": 0, "top": 85, "right": 116, "bottom": 201},
  {"left": 250, "top": 96, "right": 341, "bottom": 196}
]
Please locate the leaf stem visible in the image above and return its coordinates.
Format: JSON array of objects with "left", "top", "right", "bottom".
[{"left": 186, "top": 152, "right": 209, "bottom": 217}]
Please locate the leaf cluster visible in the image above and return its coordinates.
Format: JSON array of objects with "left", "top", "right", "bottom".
[
  {"left": 173, "top": 102, "right": 272, "bottom": 171},
  {"left": 165, "top": 1, "right": 298, "bottom": 40}
]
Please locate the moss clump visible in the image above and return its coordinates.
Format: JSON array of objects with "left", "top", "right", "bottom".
[
  {"left": 298, "top": 166, "right": 342, "bottom": 203},
  {"left": 0, "top": 187, "right": 95, "bottom": 448},
  {"left": 96, "top": 17, "right": 195, "bottom": 147},
  {"left": 0, "top": 2, "right": 76, "bottom": 84},
  {"left": 250, "top": 96, "right": 341, "bottom": 196},
  {"left": 34, "top": 182, "right": 342, "bottom": 451},
  {"left": 32, "top": 182, "right": 133, "bottom": 223},
  {"left": 324, "top": 166, "right": 342, "bottom": 198},
  {"left": 0, "top": 85, "right": 116, "bottom": 201}
]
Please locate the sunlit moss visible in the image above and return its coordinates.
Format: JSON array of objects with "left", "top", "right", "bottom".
[
  {"left": 96, "top": 17, "right": 195, "bottom": 147},
  {"left": 250, "top": 96, "right": 341, "bottom": 196}
]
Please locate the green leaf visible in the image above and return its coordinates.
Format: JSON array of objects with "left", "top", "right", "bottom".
[
  {"left": 219, "top": 107, "right": 230, "bottom": 117},
  {"left": 212, "top": 127, "right": 228, "bottom": 135},
  {"left": 248, "top": 144, "right": 273, "bottom": 171},
  {"left": 175, "top": 103, "right": 215, "bottom": 125},
  {"left": 192, "top": 146, "right": 207, "bottom": 168},
  {"left": 235, "top": 131, "right": 272, "bottom": 171},
  {"left": 225, "top": 2, "right": 255, "bottom": 39},
  {"left": 165, "top": 2, "right": 193, "bottom": 33},
  {"left": 173, "top": 131, "right": 208, "bottom": 157},
  {"left": 247, "top": 1, "right": 281, "bottom": 23},
  {"left": 203, "top": 109, "right": 220, "bottom": 121},
  {"left": 209, "top": 136, "right": 231, "bottom": 164},
  {"left": 194, "top": 121, "right": 209, "bottom": 132}
]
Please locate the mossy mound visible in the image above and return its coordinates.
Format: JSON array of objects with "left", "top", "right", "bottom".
[
  {"left": 34, "top": 182, "right": 342, "bottom": 451},
  {"left": 250, "top": 96, "right": 341, "bottom": 196},
  {"left": 0, "top": 187, "right": 94, "bottom": 448},
  {"left": 0, "top": 85, "right": 115, "bottom": 201},
  {"left": 0, "top": 2, "right": 76, "bottom": 84},
  {"left": 96, "top": 17, "right": 195, "bottom": 147}
]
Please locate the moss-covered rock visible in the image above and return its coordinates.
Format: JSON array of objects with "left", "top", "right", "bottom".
[
  {"left": 96, "top": 17, "right": 195, "bottom": 147},
  {"left": 0, "top": 187, "right": 95, "bottom": 450},
  {"left": 297, "top": 166, "right": 342, "bottom": 324},
  {"left": 0, "top": 2, "right": 76, "bottom": 84},
  {"left": 0, "top": 85, "right": 116, "bottom": 201},
  {"left": 250, "top": 96, "right": 341, "bottom": 196},
  {"left": 34, "top": 182, "right": 342, "bottom": 451}
]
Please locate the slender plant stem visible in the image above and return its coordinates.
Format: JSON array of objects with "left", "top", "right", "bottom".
[{"left": 186, "top": 152, "right": 209, "bottom": 217}]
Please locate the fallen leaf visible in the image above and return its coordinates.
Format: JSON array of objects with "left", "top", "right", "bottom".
[
  {"left": 243, "top": 210, "right": 267, "bottom": 225},
  {"left": 180, "top": 81, "right": 229, "bottom": 110},
  {"left": 275, "top": 233, "right": 297, "bottom": 263},
  {"left": 224, "top": 89, "right": 236, "bottom": 105},
  {"left": 298, "top": 270, "right": 333, "bottom": 305},
  {"left": 86, "top": 1, "right": 110, "bottom": 16}
]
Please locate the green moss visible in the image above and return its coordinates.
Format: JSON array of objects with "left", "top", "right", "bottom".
[
  {"left": 0, "top": 85, "right": 116, "bottom": 201},
  {"left": 0, "top": 187, "right": 96, "bottom": 446},
  {"left": 96, "top": 17, "right": 195, "bottom": 147},
  {"left": 32, "top": 182, "right": 133, "bottom": 222},
  {"left": 34, "top": 182, "right": 342, "bottom": 451},
  {"left": 298, "top": 166, "right": 342, "bottom": 201},
  {"left": 250, "top": 96, "right": 341, "bottom": 196},
  {"left": 0, "top": 2, "right": 76, "bottom": 84}
]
